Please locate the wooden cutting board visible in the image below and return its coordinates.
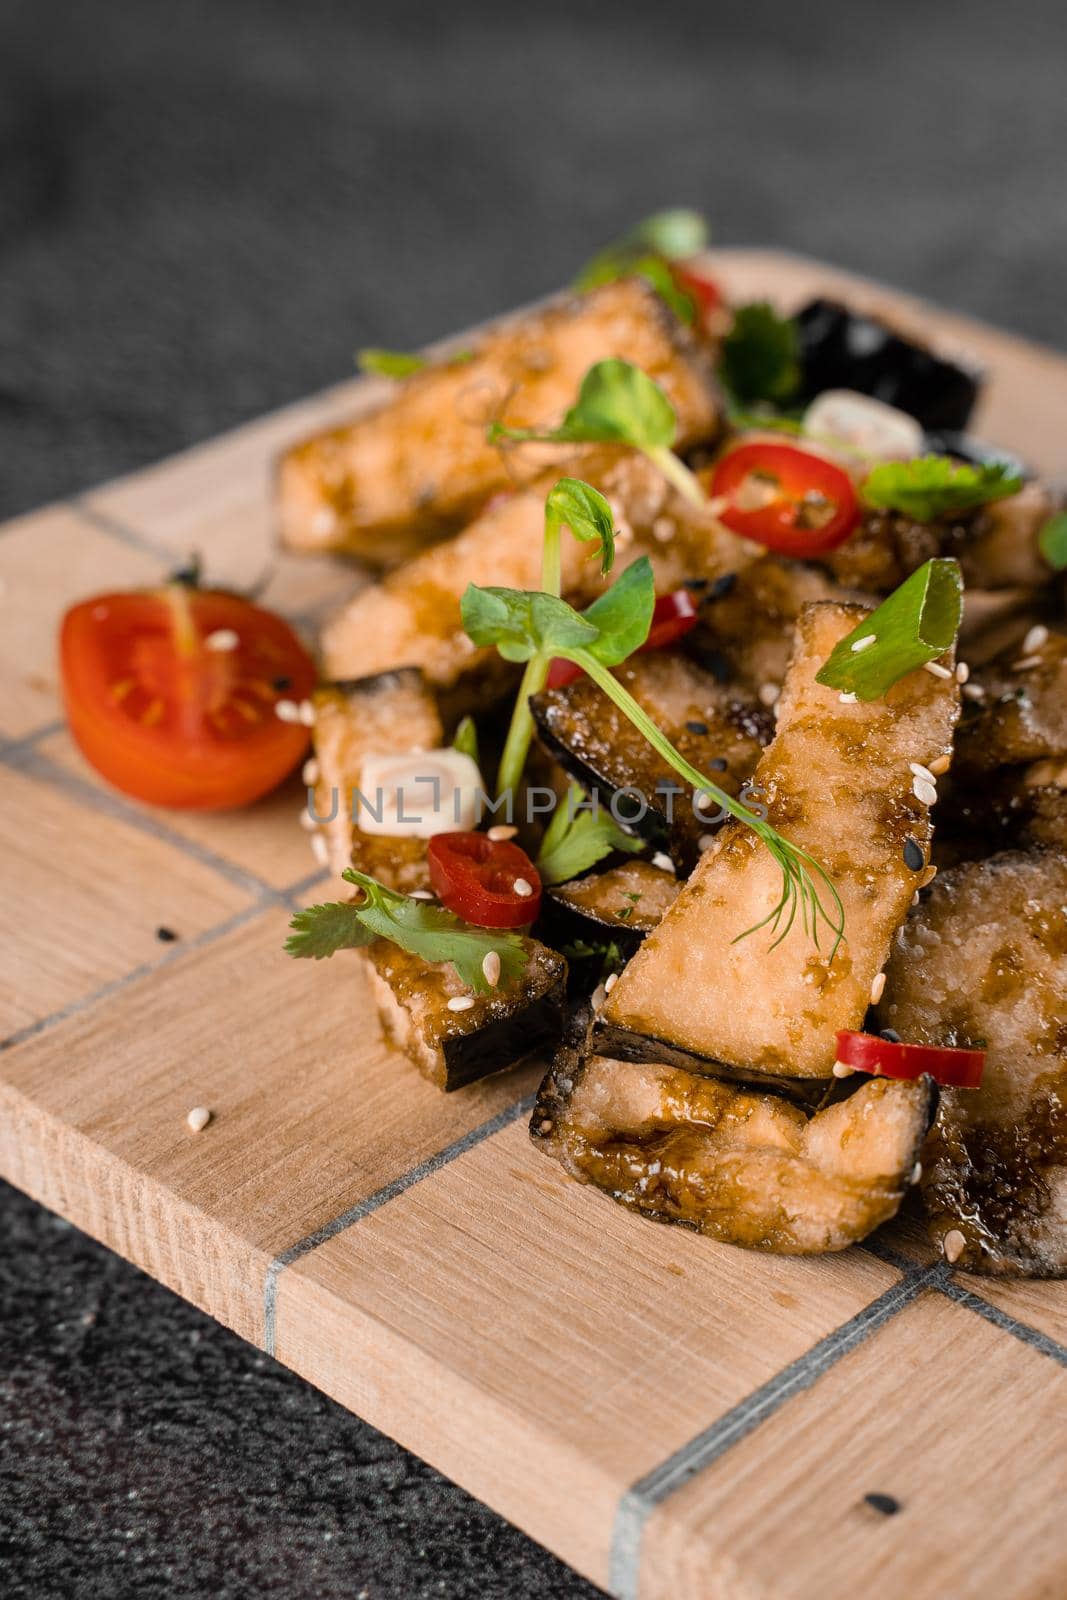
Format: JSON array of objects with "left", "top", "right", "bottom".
[{"left": 2, "top": 252, "right": 1066, "bottom": 1600}]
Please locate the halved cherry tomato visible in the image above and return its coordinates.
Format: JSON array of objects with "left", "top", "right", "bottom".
[
  {"left": 671, "top": 260, "right": 724, "bottom": 321},
  {"left": 709, "top": 441, "right": 859, "bottom": 556},
  {"left": 835, "top": 1030, "right": 985, "bottom": 1089},
  {"left": 427, "top": 832, "right": 542, "bottom": 929},
  {"left": 545, "top": 590, "right": 698, "bottom": 689},
  {"left": 60, "top": 583, "right": 317, "bottom": 810}
]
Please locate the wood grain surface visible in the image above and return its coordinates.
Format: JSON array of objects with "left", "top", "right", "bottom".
[{"left": 2, "top": 253, "right": 1065, "bottom": 1599}]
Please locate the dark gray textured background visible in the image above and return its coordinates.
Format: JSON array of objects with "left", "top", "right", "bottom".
[{"left": 1, "top": 1, "right": 1064, "bottom": 1596}]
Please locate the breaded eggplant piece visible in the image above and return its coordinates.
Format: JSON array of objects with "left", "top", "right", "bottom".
[
  {"left": 596, "top": 602, "right": 960, "bottom": 1082},
  {"left": 367, "top": 937, "right": 566, "bottom": 1092},
  {"left": 955, "top": 632, "right": 1067, "bottom": 774},
  {"left": 686, "top": 554, "right": 857, "bottom": 696},
  {"left": 279, "top": 278, "right": 722, "bottom": 563},
  {"left": 532, "top": 1037, "right": 935, "bottom": 1254},
  {"left": 548, "top": 858, "right": 681, "bottom": 939},
  {"left": 311, "top": 669, "right": 442, "bottom": 886},
  {"left": 880, "top": 849, "right": 1067, "bottom": 1276},
  {"left": 318, "top": 447, "right": 754, "bottom": 703},
  {"left": 531, "top": 651, "right": 771, "bottom": 871}
]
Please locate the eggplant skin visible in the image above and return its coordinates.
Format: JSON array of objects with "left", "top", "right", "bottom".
[
  {"left": 532, "top": 1033, "right": 935, "bottom": 1255},
  {"left": 794, "top": 297, "right": 981, "bottom": 432},
  {"left": 880, "top": 847, "right": 1067, "bottom": 1277}
]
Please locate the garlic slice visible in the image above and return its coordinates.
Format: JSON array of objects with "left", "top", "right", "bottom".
[
  {"left": 356, "top": 749, "right": 483, "bottom": 838},
  {"left": 803, "top": 389, "right": 923, "bottom": 462}
]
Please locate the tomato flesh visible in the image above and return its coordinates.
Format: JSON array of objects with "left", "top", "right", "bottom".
[
  {"left": 835, "top": 1030, "right": 985, "bottom": 1089},
  {"left": 709, "top": 441, "right": 859, "bottom": 556},
  {"left": 60, "top": 585, "right": 318, "bottom": 810},
  {"left": 545, "top": 590, "right": 698, "bottom": 689},
  {"left": 427, "top": 832, "right": 542, "bottom": 929}
]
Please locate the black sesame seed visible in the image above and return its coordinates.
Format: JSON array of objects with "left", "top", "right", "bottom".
[
  {"left": 686, "top": 719, "right": 710, "bottom": 736},
  {"left": 863, "top": 1493, "right": 901, "bottom": 1517},
  {"left": 683, "top": 577, "right": 709, "bottom": 592},
  {"left": 271, "top": 675, "right": 293, "bottom": 691},
  {"left": 709, "top": 572, "right": 738, "bottom": 599},
  {"left": 155, "top": 926, "right": 179, "bottom": 943},
  {"left": 708, "top": 757, "right": 728, "bottom": 772},
  {"left": 879, "top": 1028, "right": 901, "bottom": 1043},
  {"left": 903, "top": 838, "right": 925, "bottom": 872}
]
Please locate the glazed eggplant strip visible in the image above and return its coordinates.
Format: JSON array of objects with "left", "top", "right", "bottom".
[
  {"left": 880, "top": 848, "right": 1067, "bottom": 1276},
  {"left": 532, "top": 1027, "right": 935, "bottom": 1254},
  {"left": 319, "top": 447, "right": 754, "bottom": 703},
  {"left": 279, "top": 277, "right": 722, "bottom": 565},
  {"left": 531, "top": 651, "right": 770, "bottom": 871},
  {"left": 596, "top": 601, "right": 960, "bottom": 1083}
]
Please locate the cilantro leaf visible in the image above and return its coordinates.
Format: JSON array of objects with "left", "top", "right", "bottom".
[
  {"left": 861, "top": 456, "right": 1022, "bottom": 522},
  {"left": 719, "top": 302, "right": 801, "bottom": 408},
  {"left": 284, "top": 901, "right": 376, "bottom": 960},
  {"left": 815, "top": 558, "right": 963, "bottom": 702},
  {"left": 285, "top": 871, "right": 529, "bottom": 993},
  {"left": 357, "top": 348, "right": 427, "bottom": 378},
  {"left": 579, "top": 556, "right": 655, "bottom": 665},
  {"left": 1038, "top": 512, "right": 1067, "bottom": 571},
  {"left": 461, "top": 585, "right": 599, "bottom": 663},
  {"left": 545, "top": 477, "right": 615, "bottom": 576},
  {"left": 536, "top": 785, "right": 643, "bottom": 886}
]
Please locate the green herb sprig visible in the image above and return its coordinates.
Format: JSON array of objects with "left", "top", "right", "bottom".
[
  {"left": 815, "top": 558, "right": 963, "bottom": 702},
  {"left": 487, "top": 359, "right": 707, "bottom": 510},
  {"left": 1038, "top": 512, "right": 1067, "bottom": 571},
  {"left": 285, "top": 869, "right": 528, "bottom": 991},
  {"left": 463, "top": 539, "right": 844, "bottom": 959},
  {"left": 575, "top": 209, "right": 709, "bottom": 322},
  {"left": 536, "top": 783, "right": 643, "bottom": 886},
  {"left": 861, "top": 456, "right": 1022, "bottom": 522},
  {"left": 358, "top": 347, "right": 474, "bottom": 378},
  {"left": 720, "top": 302, "right": 801, "bottom": 410}
]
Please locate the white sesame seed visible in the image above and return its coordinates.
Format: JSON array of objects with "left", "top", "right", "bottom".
[
  {"left": 604, "top": 971, "right": 618, "bottom": 993},
  {"left": 758, "top": 682, "right": 780, "bottom": 707},
  {"left": 697, "top": 834, "right": 716, "bottom": 853},
  {"left": 482, "top": 950, "right": 501, "bottom": 987},
  {"left": 312, "top": 508, "right": 337, "bottom": 537},
  {"left": 302, "top": 758, "right": 320, "bottom": 785},
  {"left": 962, "top": 683, "right": 986, "bottom": 702},
  {"left": 310, "top": 832, "right": 329, "bottom": 866},
  {"left": 513, "top": 877, "right": 534, "bottom": 898},
  {"left": 487, "top": 824, "right": 518, "bottom": 842},
  {"left": 838, "top": 691, "right": 857, "bottom": 705},
  {"left": 850, "top": 634, "right": 877, "bottom": 653},
  {"left": 909, "top": 761, "right": 936, "bottom": 785},
  {"left": 869, "top": 971, "right": 886, "bottom": 1005},
  {"left": 911, "top": 1162, "right": 923, "bottom": 1185},
  {"left": 955, "top": 661, "right": 970, "bottom": 684},
  {"left": 912, "top": 776, "right": 938, "bottom": 806},
  {"left": 299, "top": 699, "right": 317, "bottom": 726},
  {"left": 651, "top": 851, "right": 675, "bottom": 874},
  {"left": 924, "top": 661, "right": 953, "bottom": 680},
  {"left": 275, "top": 698, "right": 302, "bottom": 723},
  {"left": 1023, "top": 624, "right": 1049, "bottom": 655},
  {"left": 186, "top": 1106, "right": 212, "bottom": 1133},
  {"left": 447, "top": 995, "right": 475, "bottom": 1012},
  {"left": 831, "top": 1060, "right": 856, "bottom": 1078},
  {"left": 652, "top": 516, "right": 675, "bottom": 543},
  {"left": 409, "top": 889, "right": 435, "bottom": 900},
  {"left": 943, "top": 1229, "right": 966, "bottom": 1264},
  {"left": 205, "top": 628, "right": 239, "bottom": 652},
  {"left": 1011, "top": 655, "right": 1042, "bottom": 673},
  {"left": 912, "top": 891, "right": 921, "bottom": 906},
  {"left": 298, "top": 808, "right": 317, "bottom": 831},
  {"left": 591, "top": 982, "right": 608, "bottom": 1012},
  {"left": 928, "top": 754, "right": 951, "bottom": 777}
]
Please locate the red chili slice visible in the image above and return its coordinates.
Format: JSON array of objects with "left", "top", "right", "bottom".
[
  {"left": 709, "top": 441, "right": 859, "bottom": 556},
  {"left": 427, "top": 832, "right": 542, "bottom": 929},
  {"left": 671, "top": 261, "right": 724, "bottom": 321},
  {"left": 545, "top": 590, "right": 698, "bottom": 689},
  {"left": 835, "top": 1030, "right": 986, "bottom": 1090}
]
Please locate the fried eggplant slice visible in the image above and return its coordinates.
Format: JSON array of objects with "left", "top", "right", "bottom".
[
  {"left": 955, "top": 631, "right": 1067, "bottom": 774},
  {"left": 319, "top": 447, "right": 754, "bottom": 704},
  {"left": 880, "top": 849, "right": 1067, "bottom": 1276},
  {"left": 532, "top": 1039, "right": 935, "bottom": 1254},
  {"left": 686, "top": 554, "right": 856, "bottom": 696},
  {"left": 548, "top": 858, "right": 680, "bottom": 938},
  {"left": 596, "top": 602, "right": 960, "bottom": 1082},
  {"left": 531, "top": 651, "right": 771, "bottom": 871},
  {"left": 310, "top": 669, "right": 442, "bottom": 886},
  {"left": 367, "top": 937, "right": 566, "bottom": 1092},
  {"left": 279, "top": 278, "right": 722, "bottom": 564}
]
